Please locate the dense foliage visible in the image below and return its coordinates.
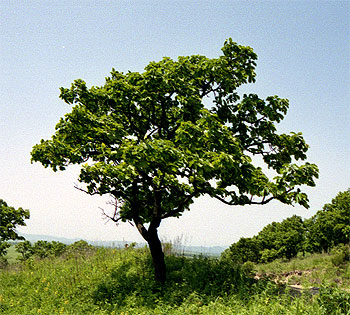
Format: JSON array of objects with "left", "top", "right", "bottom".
[
  {"left": 259, "top": 215, "right": 305, "bottom": 262},
  {"left": 31, "top": 38, "right": 318, "bottom": 282},
  {"left": 222, "top": 189, "right": 350, "bottom": 264},
  {"left": 0, "top": 199, "right": 29, "bottom": 257},
  {"left": 305, "top": 189, "right": 350, "bottom": 253}
]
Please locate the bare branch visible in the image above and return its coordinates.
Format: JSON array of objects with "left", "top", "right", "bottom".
[
  {"left": 74, "top": 184, "right": 99, "bottom": 195},
  {"left": 100, "top": 196, "right": 124, "bottom": 225},
  {"left": 100, "top": 206, "right": 122, "bottom": 224}
]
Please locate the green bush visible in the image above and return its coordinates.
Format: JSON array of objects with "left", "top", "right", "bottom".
[
  {"left": 331, "top": 252, "right": 346, "bottom": 267},
  {"left": 15, "top": 241, "right": 34, "bottom": 261},
  {"left": 67, "top": 240, "right": 93, "bottom": 252},
  {"left": 224, "top": 190, "right": 350, "bottom": 267},
  {"left": 330, "top": 244, "right": 350, "bottom": 267},
  {"left": 65, "top": 240, "right": 95, "bottom": 259},
  {"left": 221, "top": 237, "right": 261, "bottom": 264},
  {"left": 33, "top": 240, "right": 55, "bottom": 258}
]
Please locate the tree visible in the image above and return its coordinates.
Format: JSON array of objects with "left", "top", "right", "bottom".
[
  {"left": 0, "top": 199, "right": 30, "bottom": 257},
  {"left": 323, "top": 189, "right": 350, "bottom": 247},
  {"left": 305, "top": 189, "right": 350, "bottom": 253},
  {"left": 257, "top": 215, "right": 305, "bottom": 261},
  {"left": 223, "top": 215, "right": 306, "bottom": 264},
  {"left": 221, "top": 236, "right": 261, "bottom": 264},
  {"left": 31, "top": 39, "right": 318, "bottom": 283}
]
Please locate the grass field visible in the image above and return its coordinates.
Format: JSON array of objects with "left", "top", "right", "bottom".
[{"left": 0, "top": 246, "right": 349, "bottom": 314}]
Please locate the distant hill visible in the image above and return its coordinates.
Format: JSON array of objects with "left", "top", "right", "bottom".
[{"left": 18, "top": 233, "right": 227, "bottom": 256}]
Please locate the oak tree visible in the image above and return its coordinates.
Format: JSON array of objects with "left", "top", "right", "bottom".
[{"left": 31, "top": 39, "right": 318, "bottom": 283}]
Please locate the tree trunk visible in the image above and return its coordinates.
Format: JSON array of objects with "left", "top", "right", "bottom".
[
  {"left": 147, "top": 228, "right": 166, "bottom": 284},
  {"left": 131, "top": 182, "right": 166, "bottom": 283},
  {"left": 132, "top": 215, "right": 166, "bottom": 284}
]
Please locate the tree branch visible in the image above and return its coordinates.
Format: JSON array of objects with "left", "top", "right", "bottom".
[
  {"left": 74, "top": 184, "right": 99, "bottom": 195},
  {"left": 132, "top": 214, "right": 150, "bottom": 242},
  {"left": 100, "top": 206, "right": 123, "bottom": 224},
  {"left": 213, "top": 195, "right": 237, "bottom": 206},
  {"left": 214, "top": 194, "right": 276, "bottom": 206},
  {"left": 249, "top": 196, "right": 275, "bottom": 205},
  {"left": 101, "top": 197, "right": 126, "bottom": 224}
]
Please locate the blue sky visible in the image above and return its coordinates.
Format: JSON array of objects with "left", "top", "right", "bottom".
[{"left": 1, "top": 1, "right": 349, "bottom": 246}]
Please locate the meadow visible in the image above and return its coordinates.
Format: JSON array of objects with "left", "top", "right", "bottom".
[{"left": 0, "top": 243, "right": 349, "bottom": 314}]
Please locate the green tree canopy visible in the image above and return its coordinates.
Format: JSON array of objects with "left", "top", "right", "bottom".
[
  {"left": 221, "top": 215, "right": 305, "bottom": 264},
  {"left": 31, "top": 39, "right": 318, "bottom": 282},
  {"left": 305, "top": 189, "right": 350, "bottom": 253},
  {"left": 257, "top": 215, "right": 305, "bottom": 261},
  {"left": 221, "top": 236, "right": 261, "bottom": 264},
  {"left": 0, "top": 199, "right": 30, "bottom": 257}
]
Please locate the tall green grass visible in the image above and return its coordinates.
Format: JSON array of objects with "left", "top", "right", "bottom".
[
  {"left": 0, "top": 247, "right": 349, "bottom": 314},
  {"left": 255, "top": 251, "right": 350, "bottom": 289}
]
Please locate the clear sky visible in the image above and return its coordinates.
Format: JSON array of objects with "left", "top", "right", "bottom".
[{"left": 1, "top": 0, "right": 349, "bottom": 247}]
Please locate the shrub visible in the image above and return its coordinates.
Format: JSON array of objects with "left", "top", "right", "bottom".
[
  {"left": 67, "top": 240, "right": 93, "bottom": 253},
  {"left": 15, "top": 241, "right": 34, "bottom": 261},
  {"left": 242, "top": 261, "right": 256, "bottom": 276},
  {"left": 330, "top": 244, "right": 350, "bottom": 267},
  {"left": 33, "top": 240, "right": 54, "bottom": 258},
  {"left": 50, "top": 241, "right": 67, "bottom": 257},
  {"left": 331, "top": 252, "right": 346, "bottom": 267}
]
